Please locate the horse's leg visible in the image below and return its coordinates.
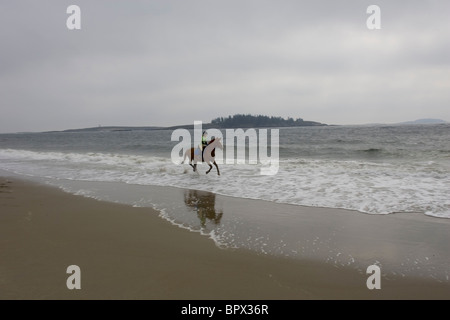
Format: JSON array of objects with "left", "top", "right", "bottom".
[
  {"left": 191, "top": 149, "right": 196, "bottom": 172},
  {"left": 213, "top": 161, "right": 220, "bottom": 175},
  {"left": 194, "top": 163, "right": 197, "bottom": 173},
  {"left": 188, "top": 155, "right": 195, "bottom": 171},
  {"left": 206, "top": 163, "right": 213, "bottom": 174}
]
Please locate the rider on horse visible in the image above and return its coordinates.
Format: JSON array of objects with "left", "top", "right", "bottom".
[
  {"left": 183, "top": 133, "right": 222, "bottom": 175},
  {"left": 201, "top": 131, "right": 209, "bottom": 162}
]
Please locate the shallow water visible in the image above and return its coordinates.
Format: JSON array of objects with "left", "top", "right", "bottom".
[{"left": 1, "top": 124, "right": 449, "bottom": 217}]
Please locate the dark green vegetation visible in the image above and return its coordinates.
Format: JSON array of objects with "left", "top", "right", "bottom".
[{"left": 210, "top": 114, "right": 325, "bottom": 128}]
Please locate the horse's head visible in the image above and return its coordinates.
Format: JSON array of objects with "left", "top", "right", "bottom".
[{"left": 212, "top": 137, "right": 223, "bottom": 150}]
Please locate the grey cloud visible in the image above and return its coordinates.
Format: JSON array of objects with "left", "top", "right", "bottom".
[{"left": 1, "top": 0, "right": 449, "bottom": 132}]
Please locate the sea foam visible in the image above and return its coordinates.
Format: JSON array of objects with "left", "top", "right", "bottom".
[{"left": 0, "top": 148, "right": 449, "bottom": 218}]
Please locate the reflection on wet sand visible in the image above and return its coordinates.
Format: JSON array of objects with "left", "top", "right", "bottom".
[{"left": 184, "top": 190, "right": 223, "bottom": 227}]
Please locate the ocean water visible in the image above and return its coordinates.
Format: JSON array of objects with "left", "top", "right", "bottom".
[
  {"left": 1, "top": 124, "right": 449, "bottom": 218},
  {"left": 1, "top": 124, "right": 450, "bottom": 282}
]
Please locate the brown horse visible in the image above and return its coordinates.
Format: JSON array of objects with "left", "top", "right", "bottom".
[{"left": 182, "top": 138, "right": 223, "bottom": 175}]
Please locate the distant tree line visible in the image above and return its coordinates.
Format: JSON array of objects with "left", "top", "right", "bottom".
[{"left": 210, "top": 114, "right": 325, "bottom": 128}]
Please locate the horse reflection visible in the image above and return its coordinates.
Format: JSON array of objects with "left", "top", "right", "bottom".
[{"left": 184, "top": 190, "right": 223, "bottom": 227}]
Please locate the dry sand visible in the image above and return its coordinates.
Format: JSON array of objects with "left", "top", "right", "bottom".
[{"left": 1, "top": 177, "right": 449, "bottom": 300}]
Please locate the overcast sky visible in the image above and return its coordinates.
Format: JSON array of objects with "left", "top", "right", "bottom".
[{"left": 1, "top": 0, "right": 449, "bottom": 133}]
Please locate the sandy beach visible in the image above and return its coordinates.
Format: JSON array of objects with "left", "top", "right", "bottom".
[{"left": 1, "top": 177, "right": 449, "bottom": 300}]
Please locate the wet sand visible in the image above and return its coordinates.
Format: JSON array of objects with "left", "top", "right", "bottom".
[{"left": 0, "top": 177, "right": 449, "bottom": 299}]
